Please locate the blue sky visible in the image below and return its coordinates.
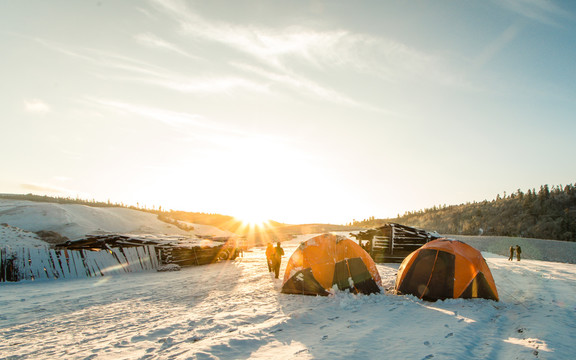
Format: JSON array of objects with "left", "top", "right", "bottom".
[{"left": 1, "top": 0, "right": 575, "bottom": 224}]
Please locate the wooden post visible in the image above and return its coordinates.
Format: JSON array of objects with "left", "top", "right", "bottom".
[{"left": 390, "top": 225, "right": 395, "bottom": 255}]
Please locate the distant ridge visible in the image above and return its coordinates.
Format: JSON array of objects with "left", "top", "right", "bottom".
[
  {"left": 0, "top": 193, "right": 361, "bottom": 236},
  {"left": 351, "top": 183, "right": 576, "bottom": 242}
]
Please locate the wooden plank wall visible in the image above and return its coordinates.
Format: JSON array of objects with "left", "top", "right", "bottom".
[{"left": 0, "top": 246, "right": 158, "bottom": 282}]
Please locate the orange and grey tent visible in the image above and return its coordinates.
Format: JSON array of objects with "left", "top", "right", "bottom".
[
  {"left": 395, "top": 239, "right": 499, "bottom": 301},
  {"left": 281, "top": 234, "right": 381, "bottom": 296}
]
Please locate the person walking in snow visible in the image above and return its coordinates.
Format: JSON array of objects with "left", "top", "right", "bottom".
[
  {"left": 237, "top": 239, "right": 244, "bottom": 257},
  {"left": 516, "top": 245, "right": 522, "bottom": 261},
  {"left": 265, "top": 243, "right": 274, "bottom": 272},
  {"left": 272, "top": 242, "right": 284, "bottom": 279},
  {"left": 508, "top": 245, "right": 515, "bottom": 261}
]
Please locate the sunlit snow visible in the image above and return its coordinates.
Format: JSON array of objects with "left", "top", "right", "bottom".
[{"left": 2, "top": 200, "right": 576, "bottom": 359}]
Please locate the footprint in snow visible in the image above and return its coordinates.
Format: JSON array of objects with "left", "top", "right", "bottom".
[
  {"left": 423, "top": 341, "right": 431, "bottom": 347},
  {"left": 321, "top": 335, "right": 328, "bottom": 341},
  {"left": 445, "top": 333, "right": 454, "bottom": 338},
  {"left": 186, "top": 335, "right": 203, "bottom": 343},
  {"left": 159, "top": 337, "right": 174, "bottom": 349},
  {"left": 114, "top": 340, "right": 130, "bottom": 348},
  {"left": 423, "top": 354, "right": 434, "bottom": 359}
]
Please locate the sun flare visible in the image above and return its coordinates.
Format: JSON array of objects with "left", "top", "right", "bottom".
[{"left": 235, "top": 213, "right": 270, "bottom": 227}]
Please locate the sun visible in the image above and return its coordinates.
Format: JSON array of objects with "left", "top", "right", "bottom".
[{"left": 235, "top": 212, "right": 270, "bottom": 227}]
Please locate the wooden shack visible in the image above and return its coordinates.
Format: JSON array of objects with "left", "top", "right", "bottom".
[
  {"left": 55, "top": 234, "right": 242, "bottom": 267},
  {"left": 353, "top": 223, "right": 442, "bottom": 263},
  {"left": 0, "top": 234, "right": 244, "bottom": 282}
]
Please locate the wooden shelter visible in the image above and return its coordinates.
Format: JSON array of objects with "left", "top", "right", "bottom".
[
  {"left": 1, "top": 234, "right": 243, "bottom": 282},
  {"left": 352, "top": 223, "right": 441, "bottom": 263},
  {"left": 55, "top": 234, "right": 243, "bottom": 267}
]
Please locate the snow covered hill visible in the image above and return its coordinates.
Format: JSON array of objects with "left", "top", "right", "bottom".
[{"left": 0, "top": 199, "right": 233, "bottom": 244}]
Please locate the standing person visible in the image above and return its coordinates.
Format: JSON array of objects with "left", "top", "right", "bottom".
[
  {"left": 508, "top": 245, "right": 515, "bottom": 261},
  {"left": 516, "top": 245, "right": 522, "bottom": 261},
  {"left": 265, "top": 243, "right": 274, "bottom": 272},
  {"left": 238, "top": 239, "right": 244, "bottom": 257},
  {"left": 273, "top": 242, "right": 284, "bottom": 279}
]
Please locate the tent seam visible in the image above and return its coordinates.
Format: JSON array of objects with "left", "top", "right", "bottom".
[
  {"left": 421, "top": 250, "right": 439, "bottom": 299},
  {"left": 345, "top": 258, "right": 360, "bottom": 294}
]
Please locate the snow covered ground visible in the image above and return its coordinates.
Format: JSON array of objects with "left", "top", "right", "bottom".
[
  {"left": 2, "top": 233, "right": 575, "bottom": 360},
  {"left": 0, "top": 224, "right": 47, "bottom": 248}
]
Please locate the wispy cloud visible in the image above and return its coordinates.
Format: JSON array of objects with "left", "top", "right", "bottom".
[
  {"left": 134, "top": 32, "right": 199, "bottom": 59},
  {"left": 150, "top": 0, "right": 470, "bottom": 108},
  {"left": 35, "top": 37, "right": 171, "bottom": 76},
  {"left": 37, "top": 37, "right": 267, "bottom": 95},
  {"left": 86, "top": 97, "right": 249, "bottom": 136},
  {"left": 24, "top": 99, "right": 51, "bottom": 114},
  {"left": 496, "top": 0, "right": 572, "bottom": 26},
  {"left": 87, "top": 98, "right": 206, "bottom": 128},
  {"left": 474, "top": 24, "right": 521, "bottom": 69},
  {"left": 231, "top": 62, "right": 391, "bottom": 114},
  {"left": 296, "top": 31, "right": 467, "bottom": 87},
  {"left": 132, "top": 74, "right": 268, "bottom": 94}
]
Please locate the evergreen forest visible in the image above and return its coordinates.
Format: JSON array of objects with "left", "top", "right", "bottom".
[{"left": 350, "top": 184, "right": 576, "bottom": 241}]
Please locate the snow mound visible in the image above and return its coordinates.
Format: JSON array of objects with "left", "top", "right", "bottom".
[
  {"left": 0, "top": 223, "right": 47, "bottom": 248},
  {"left": 157, "top": 264, "right": 181, "bottom": 272}
]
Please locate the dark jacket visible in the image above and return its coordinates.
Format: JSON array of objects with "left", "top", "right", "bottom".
[{"left": 274, "top": 245, "right": 284, "bottom": 261}]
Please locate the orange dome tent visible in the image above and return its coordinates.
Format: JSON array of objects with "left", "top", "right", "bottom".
[
  {"left": 281, "top": 234, "right": 382, "bottom": 296},
  {"left": 395, "top": 238, "right": 499, "bottom": 301}
]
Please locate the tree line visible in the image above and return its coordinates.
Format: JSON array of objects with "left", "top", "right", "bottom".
[
  {"left": 6, "top": 182, "right": 576, "bottom": 241},
  {"left": 0, "top": 193, "right": 165, "bottom": 211},
  {"left": 350, "top": 183, "right": 576, "bottom": 241}
]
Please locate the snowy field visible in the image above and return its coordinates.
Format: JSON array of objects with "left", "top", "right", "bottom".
[
  {"left": 2, "top": 200, "right": 576, "bottom": 359},
  {"left": 2, "top": 233, "right": 576, "bottom": 360}
]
